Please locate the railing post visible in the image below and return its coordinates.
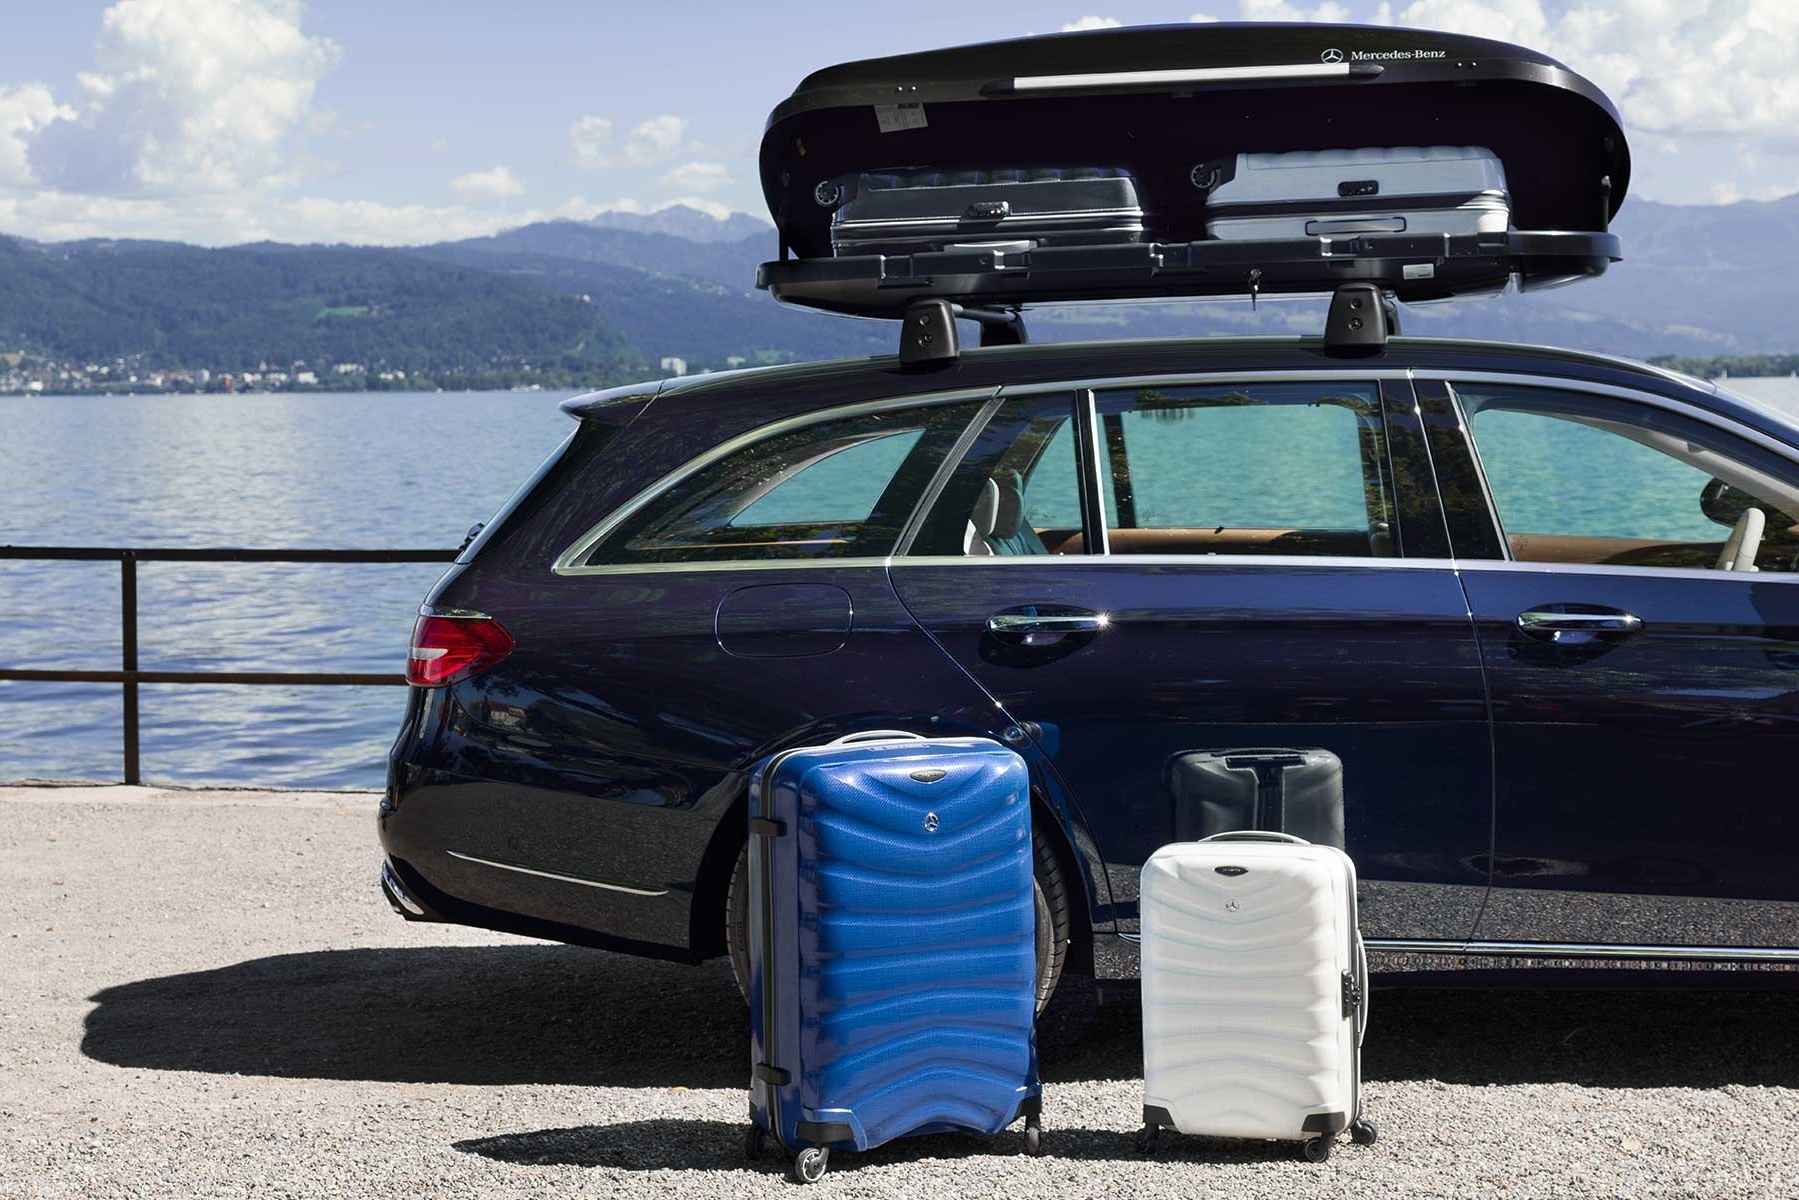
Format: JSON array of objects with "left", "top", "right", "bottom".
[{"left": 121, "top": 552, "right": 139, "bottom": 785}]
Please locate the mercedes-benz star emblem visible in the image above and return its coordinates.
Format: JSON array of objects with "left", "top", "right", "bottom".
[
  {"left": 1321, "top": 48, "right": 1345, "bottom": 63},
  {"left": 924, "top": 811, "right": 939, "bottom": 833},
  {"left": 1225, "top": 899, "right": 1240, "bottom": 912}
]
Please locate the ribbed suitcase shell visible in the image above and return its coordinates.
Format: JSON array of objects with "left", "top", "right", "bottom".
[
  {"left": 829, "top": 167, "right": 1146, "bottom": 257},
  {"left": 1139, "top": 835, "right": 1366, "bottom": 1153},
  {"left": 1204, "top": 145, "right": 1510, "bottom": 240},
  {"left": 748, "top": 733, "right": 1039, "bottom": 1166}
]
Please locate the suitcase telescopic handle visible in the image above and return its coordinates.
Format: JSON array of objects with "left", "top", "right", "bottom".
[
  {"left": 1198, "top": 830, "right": 1310, "bottom": 845},
  {"left": 827, "top": 729, "right": 928, "bottom": 746}
]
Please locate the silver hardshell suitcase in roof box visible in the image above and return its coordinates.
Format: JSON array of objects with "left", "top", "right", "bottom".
[
  {"left": 1137, "top": 831, "right": 1376, "bottom": 1163},
  {"left": 1201, "top": 145, "right": 1510, "bottom": 241},
  {"left": 827, "top": 166, "right": 1146, "bottom": 257}
]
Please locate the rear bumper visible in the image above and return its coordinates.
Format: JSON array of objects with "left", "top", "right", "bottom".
[{"left": 379, "top": 859, "right": 432, "bottom": 920}]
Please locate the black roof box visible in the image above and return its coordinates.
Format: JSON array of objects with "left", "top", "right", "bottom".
[{"left": 759, "top": 23, "right": 1629, "bottom": 260}]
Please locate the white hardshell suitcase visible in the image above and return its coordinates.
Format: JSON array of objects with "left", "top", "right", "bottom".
[
  {"left": 1201, "top": 145, "right": 1510, "bottom": 241},
  {"left": 1138, "top": 831, "right": 1375, "bottom": 1162}
]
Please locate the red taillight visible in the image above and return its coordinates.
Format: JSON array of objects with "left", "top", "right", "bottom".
[{"left": 407, "top": 614, "right": 514, "bottom": 687}]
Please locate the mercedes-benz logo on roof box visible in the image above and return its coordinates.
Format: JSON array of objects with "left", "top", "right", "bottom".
[{"left": 1321, "top": 48, "right": 1345, "bottom": 63}]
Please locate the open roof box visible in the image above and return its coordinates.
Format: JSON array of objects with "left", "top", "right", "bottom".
[{"left": 757, "top": 24, "right": 1628, "bottom": 315}]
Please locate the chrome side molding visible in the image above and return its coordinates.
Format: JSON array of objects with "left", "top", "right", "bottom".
[
  {"left": 1367, "top": 938, "right": 1799, "bottom": 964},
  {"left": 445, "top": 849, "right": 669, "bottom": 897}
]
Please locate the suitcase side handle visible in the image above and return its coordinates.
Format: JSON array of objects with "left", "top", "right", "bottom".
[
  {"left": 826, "top": 729, "right": 928, "bottom": 746},
  {"left": 1198, "top": 830, "right": 1309, "bottom": 845}
]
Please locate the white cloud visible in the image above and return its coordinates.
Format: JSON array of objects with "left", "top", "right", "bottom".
[
  {"left": 0, "top": 189, "right": 763, "bottom": 247},
  {"left": 568, "top": 114, "right": 687, "bottom": 168},
  {"left": 658, "top": 161, "right": 730, "bottom": 193},
  {"left": 26, "top": 0, "right": 339, "bottom": 195},
  {"left": 1061, "top": 16, "right": 1122, "bottom": 30},
  {"left": 1235, "top": 0, "right": 1354, "bottom": 20},
  {"left": 0, "top": 84, "right": 73, "bottom": 186},
  {"left": 1365, "top": 0, "right": 1799, "bottom": 140},
  {"left": 449, "top": 165, "right": 523, "bottom": 198},
  {"left": 622, "top": 115, "right": 686, "bottom": 165},
  {"left": 567, "top": 115, "right": 613, "bottom": 169}
]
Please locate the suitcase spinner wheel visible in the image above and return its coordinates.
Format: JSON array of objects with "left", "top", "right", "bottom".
[{"left": 790, "top": 1146, "right": 830, "bottom": 1184}]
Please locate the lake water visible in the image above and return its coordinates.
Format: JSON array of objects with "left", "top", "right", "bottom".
[{"left": 5, "top": 377, "right": 1799, "bottom": 789}]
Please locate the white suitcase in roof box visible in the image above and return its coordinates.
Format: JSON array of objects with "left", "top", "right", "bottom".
[
  {"left": 1202, "top": 145, "right": 1511, "bottom": 241},
  {"left": 1138, "top": 831, "right": 1375, "bottom": 1162}
]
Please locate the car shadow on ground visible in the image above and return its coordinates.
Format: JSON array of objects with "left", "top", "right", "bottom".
[
  {"left": 85, "top": 944, "right": 1799, "bottom": 1093},
  {"left": 452, "top": 1117, "right": 1305, "bottom": 1174}
]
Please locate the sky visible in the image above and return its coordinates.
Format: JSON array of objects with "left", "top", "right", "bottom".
[{"left": 0, "top": 0, "right": 1795, "bottom": 247}]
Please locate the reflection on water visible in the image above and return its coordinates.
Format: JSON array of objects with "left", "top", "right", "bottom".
[{"left": 1, "top": 390, "right": 572, "bottom": 787}]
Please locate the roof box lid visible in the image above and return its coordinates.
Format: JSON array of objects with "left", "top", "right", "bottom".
[{"left": 760, "top": 23, "right": 1630, "bottom": 259}]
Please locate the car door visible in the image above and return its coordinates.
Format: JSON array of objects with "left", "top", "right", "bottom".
[
  {"left": 1425, "top": 373, "right": 1799, "bottom": 955},
  {"left": 887, "top": 370, "right": 1494, "bottom": 947}
]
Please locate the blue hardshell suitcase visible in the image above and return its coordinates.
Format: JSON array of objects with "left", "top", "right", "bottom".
[{"left": 746, "top": 730, "right": 1042, "bottom": 1183}]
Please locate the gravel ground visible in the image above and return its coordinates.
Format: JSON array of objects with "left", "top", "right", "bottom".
[{"left": 4, "top": 784, "right": 1798, "bottom": 1199}]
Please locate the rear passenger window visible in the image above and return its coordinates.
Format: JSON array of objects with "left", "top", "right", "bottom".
[
  {"left": 581, "top": 400, "right": 984, "bottom": 566},
  {"left": 1094, "top": 382, "right": 1393, "bottom": 557}
]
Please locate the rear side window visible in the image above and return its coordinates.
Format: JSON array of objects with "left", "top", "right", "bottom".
[{"left": 580, "top": 400, "right": 985, "bottom": 566}]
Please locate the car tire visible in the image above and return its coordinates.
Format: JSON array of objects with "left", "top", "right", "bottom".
[{"left": 726, "top": 825, "right": 1072, "bottom": 1014}]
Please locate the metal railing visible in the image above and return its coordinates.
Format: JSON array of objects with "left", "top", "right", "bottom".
[{"left": 0, "top": 545, "right": 456, "bottom": 784}]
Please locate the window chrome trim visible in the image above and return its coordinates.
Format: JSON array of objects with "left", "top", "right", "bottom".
[
  {"left": 1452, "top": 558, "right": 1799, "bottom": 585},
  {"left": 445, "top": 849, "right": 668, "bottom": 897},
  {"left": 893, "top": 553, "right": 1464, "bottom": 571},
  {"left": 553, "top": 387, "right": 999, "bottom": 575}
]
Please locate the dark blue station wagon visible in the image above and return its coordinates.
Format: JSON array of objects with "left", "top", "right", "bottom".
[{"left": 380, "top": 334, "right": 1799, "bottom": 1005}]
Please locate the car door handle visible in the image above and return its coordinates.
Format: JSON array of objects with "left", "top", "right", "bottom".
[
  {"left": 1516, "top": 608, "right": 1643, "bottom": 639},
  {"left": 986, "top": 612, "right": 1110, "bottom": 635}
]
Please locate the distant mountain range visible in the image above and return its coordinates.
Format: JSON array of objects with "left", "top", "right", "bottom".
[{"left": 1, "top": 196, "right": 1795, "bottom": 385}]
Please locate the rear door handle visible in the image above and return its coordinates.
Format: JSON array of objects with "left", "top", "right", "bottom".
[
  {"left": 985, "top": 608, "right": 1109, "bottom": 650},
  {"left": 1517, "top": 608, "right": 1643, "bottom": 640},
  {"left": 986, "top": 612, "right": 1109, "bottom": 635}
]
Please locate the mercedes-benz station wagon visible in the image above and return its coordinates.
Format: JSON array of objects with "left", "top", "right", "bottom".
[{"left": 379, "top": 334, "right": 1799, "bottom": 1006}]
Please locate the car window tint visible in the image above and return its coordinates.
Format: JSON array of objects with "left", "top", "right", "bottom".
[
  {"left": 1457, "top": 383, "right": 1799, "bottom": 573},
  {"left": 1094, "top": 381, "right": 1394, "bottom": 558},
  {"left": 586, "top": 400, "right": 984, "bottom": 566},
  {"left": 909, "top": 393, "right": 1085, "bottom": 556}
]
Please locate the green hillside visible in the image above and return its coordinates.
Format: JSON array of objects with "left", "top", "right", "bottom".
[{"left": 0, "top": 236, "right": 646, "bottom": 378}]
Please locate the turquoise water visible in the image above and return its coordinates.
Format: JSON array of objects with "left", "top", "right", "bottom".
[{"left": 5, "top": 377, "right": 1796, "bottom": 787}]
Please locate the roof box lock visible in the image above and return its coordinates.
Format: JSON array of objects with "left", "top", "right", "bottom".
[{"left": 964, "top": 200, "right": 1010, "bottom": 220}]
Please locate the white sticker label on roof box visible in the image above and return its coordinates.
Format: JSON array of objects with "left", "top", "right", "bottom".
[
  {"left": 874, "top": 103, "right": 927, "bottom": 133},
  {"left": 1403, "top": 262, "right": 1436, "bottom": 280}
]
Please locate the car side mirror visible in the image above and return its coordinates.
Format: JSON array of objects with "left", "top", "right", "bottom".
[{"left": 1700, "top": 478, "right": 1756, "bottom": 528}]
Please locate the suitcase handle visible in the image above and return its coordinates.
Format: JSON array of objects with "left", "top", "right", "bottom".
[
  {"left": 827, "top": 729, "right": 928, "bottom": 746},
  {"left": 1198, "top": 830, "right": 1310, "bottom": 845}
]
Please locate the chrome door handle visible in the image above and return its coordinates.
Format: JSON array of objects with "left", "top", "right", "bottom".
[
  {"left": 986, "top": 613, "right": 1109, "bottom": 635},
  {"left": 1517, "top": 609, "right": 1643, "bottom": 637}
]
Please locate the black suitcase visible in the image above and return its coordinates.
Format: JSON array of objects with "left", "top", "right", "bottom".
[
  {"left": 1167, "top": 748, "right": 1344, "bottom": 849},
  {"left": 824, "top": 166, "right": 1146, "bottom": 257}
]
